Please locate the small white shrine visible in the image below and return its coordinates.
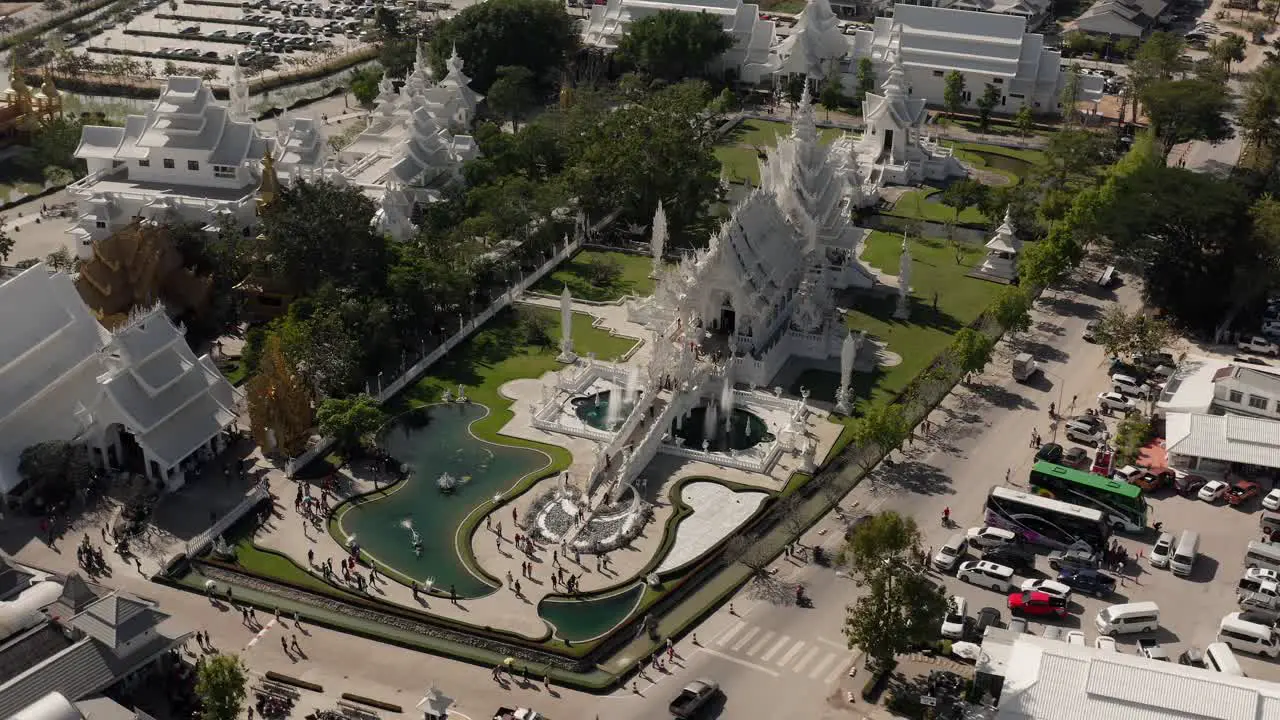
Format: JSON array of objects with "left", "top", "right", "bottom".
[
  {"left": 855, "top": 38, "right": 965, "bottom": 187},
  {"left": 977, "top": 207, "right": 1022, "bottom": 283}
]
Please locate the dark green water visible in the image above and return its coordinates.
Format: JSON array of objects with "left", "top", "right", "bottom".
[
  {"left": 538, "top": 582, "right": 646, "bottom": 642},
  {"left": 965, "top": 150, "right": 1033, "bottom": 177},
  {"left": 338, "top": 403, "right": 548, "bottom": 598},
  {"left": 673, "top": 406, "right": 772, "bottom": 451}
]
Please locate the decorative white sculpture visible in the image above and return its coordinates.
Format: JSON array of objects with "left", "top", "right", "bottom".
[
  {"left": 894, "top": 235, "right": 912, "bottom": 320},
  {"left": 557, "top": 285, "right": 577, "bottom": 363},
  {"left": 650, "top": 201, "right": 667, "bottom": 279},
  {"left": 835, "top": 330, "right": 857, "bottom": 414}
]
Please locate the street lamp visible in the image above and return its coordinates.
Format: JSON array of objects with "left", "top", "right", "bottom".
[{"left": 1040, "top": 368, "right": 1066, "bottom": 443}]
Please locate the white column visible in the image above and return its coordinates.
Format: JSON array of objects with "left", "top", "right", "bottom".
[{"left": 557, "top": 285, "right": 577, "bottom": 363}]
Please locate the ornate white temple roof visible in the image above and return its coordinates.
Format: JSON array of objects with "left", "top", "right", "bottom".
[
  {"left": 704, "top": 187, "right": 807, "bottom": 318},
  {"left": 986, "top": 207, "right": 1022, "bottom": 254},
  {"left": 770, "top": 0, "right": 850, "bottom": 78},
  {"left": 275, "top": 117, "right": 327, "bottom": 175},
  {"left": 863, "top": 44, "right": 928, "bottom": 130},
  {"left": 0, "top": 267, "right": 239, "bottom": 492}
]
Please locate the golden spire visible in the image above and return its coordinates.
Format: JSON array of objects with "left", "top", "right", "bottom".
[{"left": 256, "top": 149, "right": 281, "bottom": 214}]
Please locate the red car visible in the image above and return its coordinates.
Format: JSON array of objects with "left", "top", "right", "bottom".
[
  {"left": 1008, "top": 590, "right": 1068, "bottom": 618},
  {"left": 1228, "top": 481, "right": 1261, "bottom": 506}
]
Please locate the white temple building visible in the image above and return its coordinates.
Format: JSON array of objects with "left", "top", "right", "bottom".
[
  {"left": 976, "top": 207, "right": 1022, "bottom": 282},
  {"left": 0, "top": 264, "right": 242, "bottom": 498},
  {"left": 630, "top": 86, "right": 876, "bottom": 387},
  {"left": 69, "top": 75, "right": 277, "bottom": 260},
  {"left": 582, "top": 0, "right": 777, "bottom": 83}
]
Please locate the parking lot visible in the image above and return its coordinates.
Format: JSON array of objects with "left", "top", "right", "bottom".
[
  {"left": 900, "top": 277, "right": 1280, "bottom": 682},
  {"left": 70, "top": 0, "right": 423, "bottom": 83}
]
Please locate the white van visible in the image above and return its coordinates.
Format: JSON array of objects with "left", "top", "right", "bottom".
[
  {"left": 1204, "top": 642, "right": 1245, "bottom": 676},
  {"left": 1218, "top": 612, "right": 1280, "bottom": 657},
  {"left": 1170, "top": 530, "right": 1199, "bottom": 577},
  {"left": 1095, "top": 601, "right": 1160, "bottom": 636},
  {"left": 1244, "top": 541, "right": 1280, "bottom": 573}
]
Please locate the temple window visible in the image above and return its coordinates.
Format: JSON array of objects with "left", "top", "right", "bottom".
[
  {"left": 163, "top": 158, "right": 174, "bottom": 169},
  {"left": 187, "top": 160, "right": 200, "bottom": 171},
  {"left": 138, "top": 159, "right": 150, "bottom": 168},
  {"left": 96, "top": 221, "right": 106, "bottom": 229},
  {"left": 213, "top": 164, "right": 236, "bottom": 179}
]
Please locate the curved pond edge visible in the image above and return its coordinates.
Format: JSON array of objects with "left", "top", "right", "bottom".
[
  {"left": 538, "top": 581, "right": 647, "bottom": 643},
  {"left": 329, "top": 401, "right": 559, "bottom": 599}
]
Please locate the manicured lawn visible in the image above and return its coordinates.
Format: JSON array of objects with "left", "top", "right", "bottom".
[
  {"left": 891, "top": 188, "right": 990, "bottom": 225},
  {"left": 534, "top": 249, "right": 656, "bottom": 302},
  {"left": 715, "top": 146, "right": 764, "bottom": 185},
  {"left": 728, "top": 119, "right": 846, "bottom": 148},
  {"left": 949, "top": 142, "right": 1046, "bottom": 167},
  {"left": 396, "top": 306, "right": 637, "bottom": 455},
  {"left": 794, "top": 231, "right": 1000, "bottom": 411},
  {"left": 235, "top": 539, "right": 343, "bottom": 596}
]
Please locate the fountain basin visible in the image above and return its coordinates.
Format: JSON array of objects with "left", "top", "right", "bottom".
[
  {"left": 538, "top": 581, "right": 646, "bottom": 642},
  {"left": 570, "top": 390, "right": 639, "bottom": 431},
  {"left": 673, "top": 406, "right": 772, "bottom": 451}
]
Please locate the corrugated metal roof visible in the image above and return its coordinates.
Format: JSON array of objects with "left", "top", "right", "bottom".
[
  {"left": 0, "top": 637, "right": 115, "bottom": 719},
  {"left": 68, "top": 595, "right": 165, "bottom": 651},
  {"left": 1165, "top": 412, "right": 1280, "bottom": 469}
]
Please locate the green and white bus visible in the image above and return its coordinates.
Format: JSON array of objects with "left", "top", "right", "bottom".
[{"left": 1028, "top": 461, "right": 1148, "bottom": 533}]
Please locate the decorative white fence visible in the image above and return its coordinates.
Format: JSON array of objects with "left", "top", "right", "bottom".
[
  {"left": 287, "top": 235, "right": 585, "bottom": 476},
  {"left": 185, "top": 481, "right": 271, "bottom": 557}
]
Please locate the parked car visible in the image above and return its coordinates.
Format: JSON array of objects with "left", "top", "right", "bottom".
[
  {"left": 933, "top": 534, "right": 968, "bottom": 573},
  {"left": 1134, "top": 351, "right": 1176, "bottom": 370},
  {"left": 1264, "top": 488, "right": 1280, "bottom": 511},
  {"left": 1173, "top": 471, "right": 1208, "bottom": 496},
  {"left": 1097, "top": 391, "right": 1137, "bottom": 413},
  {"left": 1008, "top": 590, "right": 1068, "bottom": 618},
  {"left": 1058, "top": 568, "right": 1117, "bottom": 598},
  {"left": 1199, "top": 479, "right": 1229, "bottom": 503},
  {"left": 1137, "top": 637, "right": 1170, "bottom": 661},
  {"left": 1035, "top": 442, "right": 1064, "bottom": 464},
  {"left": 1112, "top": 373, "right": 1153, "bottom": 399},
  {"left": 1113, "top": 465, "right": 1144, "bottom": 484},
  {"left": 941, "top": 596, "right": 968, "bottom": 639},
  {"left": 1228, "top": 481, "right": 1262, "bottom": 506},
  {"left": 1095, "top": 636, "right": 1118, "bottom": 652},
  {"left": 1062, "top": 446, "right": 1091, "bottom": 469},
  {"left": 981, "top": 544, "right": 1036, "bottom": 572},
  {"left": 974, "top": 607, "right": 1003, "bottom": 637},
  {"left": 1133, "top": 469, "right": 1174, "bottom": 491},
  {"left": 1019, "top": 578, "right": 1073, "bottom": 600},
  {"left": 966, "top": 526, "right": 1018, "bottom": 550},
  {"left": 1238, "top": 336, "right": 1280, "bottom": 356},
  {"left": 1065, "top": 420, "right": 1107, "bottom": 446},
  {"left": 1150, "top": 532, "right": 1175, "bottom": 568},
  {"left": 1048, "top": 548, "right": 1100, "bottom": 571},
  {"left": 957, "top": 561, "right": 1016, "bottom": 592}
]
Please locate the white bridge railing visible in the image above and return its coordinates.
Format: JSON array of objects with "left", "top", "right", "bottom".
[{"left": 184, "top": 481, "right": 271, "bottom": 557}]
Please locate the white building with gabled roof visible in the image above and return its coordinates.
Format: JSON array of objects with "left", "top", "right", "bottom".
[
  {"left": 69, "top": 75, "right": 276, "bottom": 260},
  {"left": 0, "top": 264, "right": 241, "bottom": 498}
]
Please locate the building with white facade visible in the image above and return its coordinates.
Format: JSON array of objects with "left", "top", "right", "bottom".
[
  {"left": 0, "top": 264, "right": 241, "bottom": 499},
  {"left": 1073, "top": 0, "right": 1169, "bottom": 38},
  {"left": 582, "top": 0, "right": 778, "bottom": 83},
  {"left": 1153, "top": 359, "right": 1280, "bottom": 476},
  {"left": 983, "top": 633, "right": 1280, "bottom": 719},
  {"left": 937, "top": 0, "right": 1053, "bottom": 29},
  {"left": 70, "top": 74, "right": 276, "bottom": 261}
]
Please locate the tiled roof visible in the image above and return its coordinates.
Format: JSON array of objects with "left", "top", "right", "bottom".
[
  {"left": 1165, "top": 412, "right": 1280, "bottom": 469},
  {"left": 68, "top": 595, "right": 166, "bottom": 651}
]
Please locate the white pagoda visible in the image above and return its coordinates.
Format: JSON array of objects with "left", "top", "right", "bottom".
[
  {"left": 70, "top": 76, "right": 276, "bottom": 260},
  {"left": 770, "top": 0, "right": 848, "bottom": 80},
  {"left": 855, "top": 38, "right": 965, "bottom": 186},
  {"left": 978, "top": 207, "right": 1022, "bottom": 282},
  {"left": 0, "top": 265, "right": 241, "bottom": 498},
  {"left": 630, "top": 87, "right": 877, "bottom": 387}
]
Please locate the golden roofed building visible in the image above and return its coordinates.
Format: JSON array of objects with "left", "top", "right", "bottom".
[
  {"left": 0, "top": 65, "right": 62, "bottom": 147},
  {"left": 75, "top": 221, "right": 212, "bottom": 330}
]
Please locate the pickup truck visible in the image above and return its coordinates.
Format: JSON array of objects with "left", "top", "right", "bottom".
[
  {"left": 493, "top": 707, "right": 541, "bottom": 720},
  {"left": 1137, "top": 637, "right": 1169, "bottom": 661},
  {"left": 1047, "top": 548, "right": 1100, "bottom": 572},
  {"left": 1238, "top": 336, "right": 1280, "bottom": 356},
  {"left": 669, "top": 679, "right": 719, "bottom": 718}
]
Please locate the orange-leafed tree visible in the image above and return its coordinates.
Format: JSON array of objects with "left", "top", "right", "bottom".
[{"left": 246, "top": 334, "right": 313, "bottom": 456}]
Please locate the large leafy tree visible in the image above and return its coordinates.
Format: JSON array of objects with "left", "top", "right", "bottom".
[
  {"left": 1209, "top": 33, "right": 1247, "bottom": 75},
  {"left": 1092, "top": 306, "right": 1173, "bottom": 359},
  {"left": 1241, "top": 65, "right": 1280, "bottom": 160},
  {"left": 258, "top": 179, "right": 389, "bottom": 296},
  {"left": 943, "top": 70, "right": 965, "bottom": 117},
  {"left": 1059, "top": 64, "right": 1082, "bottom": 123},
  {"left": 949, "top": 328, "right": 994, "bottom": 382},
  {"left": 317, "top": 394, "right": 388, "bottom": 456},
  {"left": 842, "top": 512, "right": 950, "bottom": 672},
  {"left": 429, "top": 0, "right": 577, "bottom": 92},
  {"left": 992, "top": 285, "right": 1033, "bottom": 333},
  {"left": 1138, "top": 79, "right": 1234, "bottom": 158},
  {"left": 349, "top": 66, "right": 382, "bottom": 106},
  {"left": 196, "top": 654, "right": 248, "bottom": 720},
  {"left": 246, "top": 335, "right": 314, "bottom": 457},
  {"left": 485, "top": 65, "right": 536, "bottom": 130},
  {"left": 855, "top": 58, "right": 875, "bottom": 101},
  {"left": 849, "top": 402, "right": 908, "bottom": 470},
  {"left": 615, "top": 9, "right": 733, "bottom": 82},
  {"left": 18, "top": 441, "right": 91, "bottom": 500},
  {"left": 939, "top": 179, "right": 987, "bottom": 229},
  {"left": 976, "top": 83, "right": 1001, "bottom": 132}
]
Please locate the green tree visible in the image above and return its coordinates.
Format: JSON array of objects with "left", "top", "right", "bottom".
[
  {"left": 949, "top": 327, "right": 995, "bottom": 382},
  {"left": 485, "top": 65, "right": 536, "bottom": 130},
  {"left": 842, "top": 512, "right": 950, "bottom": 673},
  {"left": 976, "top": 83, "right": 1001, "bottom": 132},
  {"left": 786, "top": 74, "right": 806, "bottom": 108},
  {"left": 317, "top": 394, "right": 388, "bottom": 456},
  {"left": 18, "top": 441, "right": 90, "bottom": 500},
  {"left": 1209, "top": 33, "right": 1247, "bottom": 75},
  {"left": 712, "top": 87, "right": 737, "bottom": 114},
  {"left": 0, "top": 220, "right": 11, "bottom": 264},
  {"left": 1093, "top": 306, "right": 1174, "bottom": 359},
  {"left": 430, "top": 0, "right": 577, "bottom": 92},
  {"left": 820, "top": 68, "right": 843, "bottom": 121},
  {"left": 373, "top": 5, "right": 400, "bottom": 36},
  {"left": 1139, "top": 79, "right": 1234, "bottom": 157},
  {"left": 380, "top": 37, "right": 417, "bottom": 78},
  {"left": 1042, "top": 128, "right": 1111, "bottom": 188},
  {"left": 1240, "top": 64, "right": 1280, "bottom": 158},
  {"left": 939, "top": 178, "right": 987, "bottom": 229},
  {"left": 196, "top": 654, "right": 248, "bottom": 720},
  {"left": 1059, "top": 64, "right": 1082, "bottom": 123},
  {"left": 349, "top": 66, "right": 382, "bottom": 106},
  {"left": 615, "top": 9, "right": 733, "bottom": 82},
  {"left": 45, "top": 246, "right": 74, "bottom": 272},
  {"left": 943, "top": 70, "right": 966, "bottom": 117},
  {"left": 1017, "top": 232, "right": 1072, "bottom": 290},
  {"left": 992, "top": 285, "right": 1033, "bottom": 333},
  {"left": 855, "top": 57, "right": 875, "bottom": 101},
  {"left": 1113, "top": 413, "right": 1153, "bottom": 466},
  {"left": 19, "top": 115, "right": 87, "bottom": 177},
  {"left": 849, "top": 402, "right": 908, "bottom": 470},
  {"left": 1130, "top": 31, "right": 1186, "bottom": 92},
  {"left": 1014, "top": 104, "right": 1034, "bottom": 136},
  {"left": 258, "top": 179, "right": 389, "bottom": 295}
]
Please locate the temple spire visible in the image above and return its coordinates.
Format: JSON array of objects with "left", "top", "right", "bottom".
[
  {"left": 792, "top": 81, "right": 818, "bottom": 144},
  {"left": 229, "top": 59, "right": 249, "bottom": 121}
]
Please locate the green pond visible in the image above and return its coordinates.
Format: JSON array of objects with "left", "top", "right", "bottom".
[
  {"left": 963, "top": 149, "right": 1034, "bottom": 177},
  {"left": 538, "top": 582, "right": 646, "bottom": 642},
  {"left": 673, "top": 406, "right": 773, "bottom": 451},
  {"left": 338, "top": 403, "right": 548, "bottom": 598}
]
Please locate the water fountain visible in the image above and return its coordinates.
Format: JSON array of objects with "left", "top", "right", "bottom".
[
  {"left": 604, "top": 386, "right": 623, "bottom": 430},
  {"left": 625, "top": 364, "right": 641, "bottom": 409},
  {"left": 436, "top": 472, "right": 458, "bottom": 493},
  {"left": 400, "top": 519, "right": 423, "bottom": 556},
  {"left": 720, "top": 362, "right": 735, "bottom": 434},
  {"left": 702, "top": 399, "right": 719, "bottom": 443}
]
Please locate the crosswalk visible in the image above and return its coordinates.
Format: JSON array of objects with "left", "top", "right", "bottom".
[{"left": 706, "top": 619, "right": 851, "bottom": 685}]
